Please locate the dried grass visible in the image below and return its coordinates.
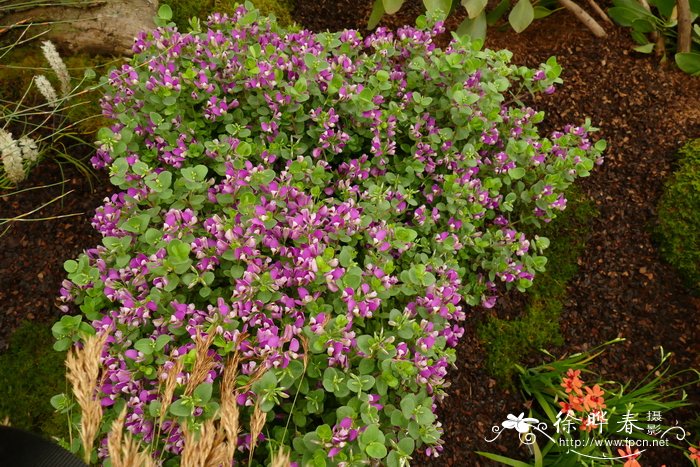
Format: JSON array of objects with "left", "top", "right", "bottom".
[
  {"left": 107, "top": 407, "right": 155, "bottom": 467},
  {"left": 181, "top": 418, "right": 225, "bottom": 467},
  {"left": 65, "top": 332, "right": 107, "bottom": 464},
  {"left": 270, "top": 446, "right": 292, "bottom": 467},
  {"left": 159, "top": 355, "right": 184, "bottom": 425},
  {"left": 248, "top": 401, "right": 266, "bottom": 465},
  {"left": 220, "top": 353, "right": 241, "bottom": 465},
  {"left": 184, "top": 332, "right": 216, "bottom": 396}
]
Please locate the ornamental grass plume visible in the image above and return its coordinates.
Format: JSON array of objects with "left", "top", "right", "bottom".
[
  {"left": 158, "top": 355, "right": 184, "bottom": 425},
  {"left": 0, "top": 128, "right": 24, "bottom": 184},
  {"left": 40, "top": 40, "right": 71, "bottom": 96},
  {"left": 107, "top": 407, "right": 155, "bottom": 467},
  {"left": 248, "top": 401, "right": 266, "bottom": 465},
  {"left": 180, "top": 417, "right": 225, "bottom": 467},
  {"left": 33, "top": 74, "right": 59, "bottom": 107},
  {"left": 184, "top": 332, "right": 216, "bottom": 396},
  {"left": 65, "top": 332, "right": 107, "bottom": 464},
  {"left": 220, "top": 352, "right": 241, "bottom": 465},
  {"left": 270, "top": 446, "right": 292, "bottom": 467}
]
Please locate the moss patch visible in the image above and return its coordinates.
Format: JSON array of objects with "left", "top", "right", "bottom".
[
  {"left": 478, "top": 187, "right": 599, "bottom": 383},
  {"left": 0, "top": 321, "right": 68, "bottom": 439},
  {"left": 655, "top": 139, "right": 700, "bottom": 293},
  {"left": 162, "top": 0, "right": 295, "bottom": 30}
]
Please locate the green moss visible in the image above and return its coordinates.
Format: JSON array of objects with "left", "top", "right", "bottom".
[
  {"left": 0, "top": 321, "right": 68, "bottom": 439},
  {"left": 656, "top": 139, "right": 700, "bottom": 293},
  {"left": 478, "top": 187, "right": 599, "bottom": 383},
  {"left": 162, "top": 0, "right": 295, "bottom": 30}
]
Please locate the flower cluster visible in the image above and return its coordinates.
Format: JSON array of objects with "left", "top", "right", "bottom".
[
  {"left": 55, "top": 5, "right": 604, "bottom": 465},
  {"left": 558, "top": 368, "right": 607, "bottom": 432}
]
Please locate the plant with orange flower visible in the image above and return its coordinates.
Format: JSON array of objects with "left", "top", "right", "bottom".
[
  {"left": 618, "top": 444, "right": 642, "bottom": 467},
  {"left": 478, "top": 340, "right": 700, "bottom": 466}
]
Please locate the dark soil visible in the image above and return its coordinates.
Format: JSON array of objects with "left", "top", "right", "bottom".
[{"left": 2, "top": 1, "right": 699, "bottom": 465}]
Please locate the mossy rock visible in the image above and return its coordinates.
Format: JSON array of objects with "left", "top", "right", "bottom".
[{"left": 656, "top": 139, "right": 700, "bottom": 293}]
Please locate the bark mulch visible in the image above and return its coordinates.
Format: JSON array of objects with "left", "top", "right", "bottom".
[{"left": 1, "top": 2, "right": 699, "bottom": 465}]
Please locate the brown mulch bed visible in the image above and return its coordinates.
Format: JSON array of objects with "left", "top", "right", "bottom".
[{"left": 2, "top": 1, "right": 700, "bottom": 465}]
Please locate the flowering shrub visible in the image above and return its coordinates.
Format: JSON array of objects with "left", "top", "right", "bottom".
[{"left": 54, "top": 3, "right": 605, "bottom": 464}]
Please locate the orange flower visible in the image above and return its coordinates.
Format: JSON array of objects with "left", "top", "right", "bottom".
[
  {"left": 561, "top": 368, "right": 584, "bottom": 396},
  {"left": 617, "top": 444, "right": 641, "bottom": 467},
  {"left": 580, "top": 418, "right": 597, "bottom": 432},
  {"left": 558, "top": 400, "right": 573, "bottom": 415},
  {"left": 583, "top": 384, "right": 606, "bottom": 411},
  {"left": 568, "top": 394, "right": 585, "bottom": 412},
  {"left": 690, "top": 446, "right": 700, "bottom": 463}
]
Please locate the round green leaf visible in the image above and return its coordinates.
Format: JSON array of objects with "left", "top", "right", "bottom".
[
  {"left": 382, "top": 0, "right": 405, "bottom": 14},
  {"left": 675, "top": 52, "right": 700, "bottom": 76},
  {"left": 366, "top": 441, "right": 388, "bottom": 459},
  {"left": 63, "top": 260, "right": 78, "bottom": 273},
  {"left": 457, "top": 12, "right": 487, "bottom": 40},
  {"left": 462, "top": 0, "right": 487, "bottom": 18},
  {"left": 157, "top": 4, "right": 173, "bottom": 21},
  {"left": 508, "top": 0, "right": 535, "bottom": 33}
]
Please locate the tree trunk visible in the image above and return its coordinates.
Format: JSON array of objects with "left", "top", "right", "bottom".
[
  {"left": 676, "top": 0, "right": 692, "bottom": 53},
  {"left": 1, "top": 0, "right": 157, "bottom": 55}
]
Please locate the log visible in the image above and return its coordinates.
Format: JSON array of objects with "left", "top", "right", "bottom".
[{"left": 0, "top": 0, "right": 157, "bottom": 55}]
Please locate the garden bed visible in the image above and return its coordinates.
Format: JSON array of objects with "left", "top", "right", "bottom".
[{"left": 1, "top": 1, "right": 699, "bottom": 465}]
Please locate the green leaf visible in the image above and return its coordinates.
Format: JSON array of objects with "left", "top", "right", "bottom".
[
  {"left": 383, "top": 0, "right": 404, "bottom": 14},
  {"left": 509, "top": 0, "right": 535, "bottom": 33},
  {"left": 423, "top": 0, "right": 451, "bottom": 15},
  {"left": 608, "top": 6, "right": 650, "bottom": 26},
  {"left": 167, "top": 239, "right": 190, "bottom": 260},
  {"left": 508, "top": 167, "right": 526, "bottom": 179},
  {"left": 193, "top": 383, "right": 213, "bottom": 403},
  {"left": 631, "top": 18, "right": 656, "bottom": 33},
  {"left": 633, "top": 42, "right": 655, "bottom": 53},
  {"left": 347, "top": 378, "right": 362, "bottom": 393},
  {"left": 400, "top": 395, "right": 416, "bottom": 417},
  {"left": 344, "top": 267, "right": 363, "bottom": 289},
  {"left": 50, "top": 393, "right": 71, "bottom": 411},
  {"left": 157, "top": 4, "right": 173, "bottom": 20},
  {"left": 169, "top": 399, "right": 192, "bottom": 417},
  {"left": 394, "top": 227, "right": 417, "bottom": 243},
  {"left": 533, "top": 5, "right": 554, "bottom": 18},
  {"left": 63, "top": 260, "right": 78, "bottom": 273},
  {"left": 397, "top": 437, "right": 415, "bottom": 454},
  {"left": 649, "top": 0, "right": 676, "bottom": 16},
  {"left": 458, "top": 12, "right": 488, "bottom": 40},
  {"left": 675, "top": 52, "right": 700, "bottom": 75},
  {"left": 339, "top": 246, "right": 356, "bottom": 268},
  {"left": 476, "top": 451, "right": 533, "bottom": 466},
  {"left": 368, "top": 0, "right": 386, "bottom": 28},
  {"left": 366, "top": 442, "right": 388, "bottom": 459},
  {"left": 462, "top": 0, "right": 487, "bottom": 18},
  {"left": 134, "top": 338, "right": 154, "bottom": 355},
  {"left": 360, "top": 424, "right": 385, "bottom": 445},
  {"left": 487, "top": 0, "right": 510, "bottom": 24},
  {"left": 316, "top": 424, "right": 332, "bottom": 441}
]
